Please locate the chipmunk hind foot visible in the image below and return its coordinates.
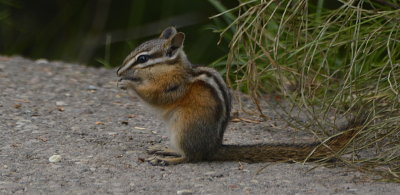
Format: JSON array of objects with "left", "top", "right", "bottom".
[
  {"left": 146, "top": 145, "right": 181, "bottom": 157},
  {"left": 146, "top": 156, "right": 187, "bottom": 166}
]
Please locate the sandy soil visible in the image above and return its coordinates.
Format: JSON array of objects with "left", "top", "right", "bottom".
[{"left": 0, "top": 56, "right": 399, "bottom": 194}]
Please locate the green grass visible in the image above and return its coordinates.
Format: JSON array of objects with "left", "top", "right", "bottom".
[{"left": 210, "top": 0, "right": 400, "bottom": 182}]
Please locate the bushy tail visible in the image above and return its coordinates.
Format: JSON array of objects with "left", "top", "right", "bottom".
[{"left": 210, "top": 120, "right": 363, "bottom": 163}]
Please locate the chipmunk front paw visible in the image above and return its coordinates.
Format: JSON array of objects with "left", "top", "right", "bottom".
[{"left": 117, "top": 79, "right": 129, "bottom": 90}]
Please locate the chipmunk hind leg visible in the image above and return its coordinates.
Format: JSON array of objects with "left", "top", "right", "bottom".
[
  {"left": 146, "top": 145, "right": 181, "bottom": 156},
  {"left": 170, "top": 114, "right": 222, "bottom": 163}
]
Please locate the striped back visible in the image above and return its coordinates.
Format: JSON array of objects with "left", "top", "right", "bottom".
[{"left": 191, "top": 67, "right": 232, "bottom": 138}]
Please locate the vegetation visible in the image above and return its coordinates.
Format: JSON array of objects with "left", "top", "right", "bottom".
[
  {"left": 210, "top": 0, "right": 400, "bottom": 182},
  {"left": 0, "top": 0, "right": 235, "bottom": 67}
]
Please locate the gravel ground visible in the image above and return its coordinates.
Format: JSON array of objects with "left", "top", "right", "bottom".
[{"left": 0, "top": 56, "right": 399, "bottom": 194}]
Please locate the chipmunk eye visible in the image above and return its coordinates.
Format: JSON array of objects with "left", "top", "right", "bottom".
[{"left": 136, "top": 55, "right": 149, "bottom": 64}]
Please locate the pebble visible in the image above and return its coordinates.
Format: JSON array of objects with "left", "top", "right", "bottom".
[
  {"left": 176, "top": 189, "right": 193, "bottom": 195},
  {"left": 87, "top": 85, "right": 98, "bottom": 90},
  {"left": 204, "top": 171, "right": 216, "bottom": 176},
  {"left": 35, "top": 59, "right": 49, "bottom": 64},
  {"left": 49, "top": 155, "right": 62, "bottom": 163},
  {"left": 55, "top": 101, "right": 68, "bottom": 106}
]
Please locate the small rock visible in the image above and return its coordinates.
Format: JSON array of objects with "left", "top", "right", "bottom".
[
  {"left": 177, "top": 189, "right": 193, "bottom": 195},
  {"left": 35, "top": 59, "right": 49, "bottom": 64},
  {"left": 55, "top": 101, "right": 68, "bottom": 106},
  {"left": 0, "top": 64, "right": 5, "bottom": 71},
  {"left": 194, "top": 184, "right": 204, "bottom": 188},
  {"left": 87, "top": 85, "right": 98, "bottom": 90},
  {"left": 49, "top": 155, "right": 62, "bottom": 163},
  {"left": 204, "top": 171, "right": 216, "bottom": 176},
  {"left": 108, "top": 132, "right": 118, "bottom": 136}
]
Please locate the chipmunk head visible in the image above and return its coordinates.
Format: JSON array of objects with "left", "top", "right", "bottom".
[{"left": 117, "top": 26, "right": 188, "bottom": 77}]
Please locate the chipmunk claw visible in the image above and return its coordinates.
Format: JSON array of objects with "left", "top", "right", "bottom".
[{"left": 146, "top": 156, "right": 168, "bottom": 166}]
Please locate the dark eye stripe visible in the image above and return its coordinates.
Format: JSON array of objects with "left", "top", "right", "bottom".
[
  {"left": 149, "top": 51, "right": 164, "bottom": 59},
  {"left": 134, "top": 50, "right": 164, "bottom": 64}
]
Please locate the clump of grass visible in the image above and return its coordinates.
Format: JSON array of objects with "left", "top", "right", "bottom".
[{"left": 211, "top": 0, "right": 399, "bottom": 182}]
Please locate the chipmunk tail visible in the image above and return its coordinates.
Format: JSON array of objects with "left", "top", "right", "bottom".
[{"left": 210, "top": 116, "right": 366, "bottom": 163}]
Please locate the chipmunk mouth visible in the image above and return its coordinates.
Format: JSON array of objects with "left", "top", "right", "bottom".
[
  {"left": 119, "top": 76, "right": 141, "bottom": 82},
  {"left": 117, "top": 76, "right": 142, "bottom": 90}
]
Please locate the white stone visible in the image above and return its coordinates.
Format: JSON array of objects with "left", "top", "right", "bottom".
[
  {"left": 55, "top": 101, "right": 68, "bottom": 106},
  {"left": 35, "top": 59, "right": 49, "bottom": 64},
  {"left": 49, "top": 155, "right": 62, "bottom": 163},
  {"left": 177, "top": 189, "right": 193, "bottom": 195}
]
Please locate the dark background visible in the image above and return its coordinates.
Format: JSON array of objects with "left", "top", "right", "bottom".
[{"left": 0, "top": 0, "right": 236, "bottom": 67}]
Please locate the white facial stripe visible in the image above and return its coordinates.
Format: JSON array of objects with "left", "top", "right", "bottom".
[
  {"left": 117, "top": 51, "right": 149, "bottom": 75},
  {"left": 136, "top": 48, "right": 181, "bottom": 69},
  {"left": 118, "top": 48, "right": 181, "bottom": 75}
]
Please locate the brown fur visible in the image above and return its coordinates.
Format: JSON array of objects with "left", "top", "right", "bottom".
[
  {"left": 117, "top": 27, "right": 361, "bottom": 165},
  {"left": 126, "top": 61, "right": 190, "bottom": 106}
]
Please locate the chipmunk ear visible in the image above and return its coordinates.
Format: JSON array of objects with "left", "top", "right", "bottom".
[
  {"left": 171, "top": 32, "right": 185, "bottom": 48},
  {"left": 166, "top": 32, "right": 185, "bottom": 57},
  {"left": 160, "top": 26, "right": 177, "bottom": 39}
]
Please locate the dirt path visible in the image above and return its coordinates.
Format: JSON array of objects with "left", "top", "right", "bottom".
[{"left": 0, "top": 57, "right": 399, "bottom": 194}]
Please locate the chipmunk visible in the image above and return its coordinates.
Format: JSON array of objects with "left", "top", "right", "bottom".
[{"left": 116, "top": 27, "right": 361, "bottom": 166}]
